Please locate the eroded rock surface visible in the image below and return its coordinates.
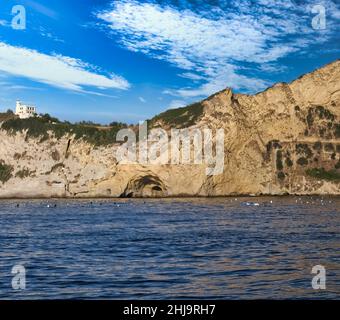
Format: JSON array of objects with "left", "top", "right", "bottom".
[{"left": 0, "top": 60, "right": 339, "bottom": 197}]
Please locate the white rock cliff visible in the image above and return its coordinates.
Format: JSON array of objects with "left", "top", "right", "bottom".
[{"left": 0, "top": 60, "right": 339, "bottom": 198}]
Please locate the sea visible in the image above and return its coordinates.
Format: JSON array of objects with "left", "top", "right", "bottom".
[{"left": 0, "top": 197, "right": 339, "bottom": 299}]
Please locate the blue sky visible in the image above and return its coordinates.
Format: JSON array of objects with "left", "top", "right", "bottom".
[{"left": 0, "top": 0, "right": 339, "bottom": 124}]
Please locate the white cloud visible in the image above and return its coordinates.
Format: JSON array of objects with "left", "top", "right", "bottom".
[
  {"left": 38, "top": 27, "right": 65, "bottom": 43},
  {"left": 0, "top": 42, "right": 130, "bottom": 93},
  {"left": 258, "top": 63, "right": 290, "bottom": 74},
  {"left": 168, "top": 99, "right": 186, "bottom": 109},
  {"left": 0, "top": 80, "right": 44, "bottom": 91},
  {"left": 139, "top": 96, "right": 146, "bottom": 103},
  {"left": 97, "top": 0, "right": 339, "bottom": 97},
  {"left": 178, "top": 72, "right": 205, "bottom": 81}
]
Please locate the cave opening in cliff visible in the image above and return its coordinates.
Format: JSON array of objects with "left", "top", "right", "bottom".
[{"left": 120, "top": 174, "right": 167, "bottom": 198}]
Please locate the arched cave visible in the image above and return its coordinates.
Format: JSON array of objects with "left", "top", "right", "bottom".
[{"left": 120, "top": 175, "right": 167, "bottom": 198}]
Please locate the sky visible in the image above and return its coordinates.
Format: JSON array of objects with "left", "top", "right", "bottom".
[{"left": 0, "top": 0, "right": 339, "bottom": 124}]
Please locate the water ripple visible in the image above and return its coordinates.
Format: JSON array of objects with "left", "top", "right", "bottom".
[{"left": 0, "top": 197, "right": 339, "bottom": 299}]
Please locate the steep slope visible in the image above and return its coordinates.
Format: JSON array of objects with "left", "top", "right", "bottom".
[
  {"left": 0, "top": 60, "right": 339, "bottom": 197},
  {"left": 195, "top": 60, "right": 340, "bottom": 195}
]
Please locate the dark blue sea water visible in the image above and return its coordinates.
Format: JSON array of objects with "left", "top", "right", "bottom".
[{"left": 0, "top": 197, "right": 339, "bottom": 299}]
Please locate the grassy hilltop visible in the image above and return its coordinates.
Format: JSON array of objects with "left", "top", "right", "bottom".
[
  {"left": 0, "top": 100, "right": 205, "bottom": 145},
  {"left": 0, "top": 111, "right": 127, "bottom": 146}
]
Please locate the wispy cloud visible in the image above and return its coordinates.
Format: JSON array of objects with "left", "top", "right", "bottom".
[
  {"left": 0, "top": 80, "right": 44, "bottom": 91},
  {"left": 168, "top": 99, "right": 186, "bottom": 109},
  {"left": 97, "top": 0, "right": 339, "bottom": 98},
  {"left": 0, "top": 20, "right": 8, "bottom": 27},
  {"left": 22, "top": 0, "right": 59, "bottom": 20},
  {"left": 139, "top": 96, "right": 146, "bottom": 103},
  {"left": 0, "top": 42, "right": 130, "bottom": 93},
  {"left": 38, "top": 26, "right": 65, "bottom": 43}
]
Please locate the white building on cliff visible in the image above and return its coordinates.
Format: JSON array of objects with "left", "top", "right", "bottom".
[{"left": 15, "top": 100, "right": 37, "bottom": 119}]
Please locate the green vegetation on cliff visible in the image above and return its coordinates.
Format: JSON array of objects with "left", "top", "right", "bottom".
[
  {"left": 335, "top": 123, "right": 340, "bottom": 138},
  {"left": 0, "top": 110, "right": 16, "bottom": 123},
  {"left": 15, "top": 168, "right": 33, "bottom": 179},
  {"left": 1, "top": 114, "right": 128, "bottom": 146},
  {"left": 306, "top": 168, "right": 340, "bottom": 182},
  {"left": 149, "top": 102, "right": 204, "bottom": 128},
  {"left": 0, "top": 161, "right": 13, "bottom": 183}
]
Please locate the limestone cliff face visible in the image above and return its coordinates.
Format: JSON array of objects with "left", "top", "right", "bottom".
[{"left": 0, "top": 60, "right": 339, "bottom": 197}]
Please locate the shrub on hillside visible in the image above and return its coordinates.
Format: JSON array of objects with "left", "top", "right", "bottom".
[
  {"left": 335, "top": 124, "right": 340, "bottom": 138},
  {"left": 296, "top": 144, "right": 313, "bottom": 158},
  {"left": 297, "top": 157, "right": 308, "bottom": 166},
  {"left": 15, "top": 168, "right": 32, "bottom": 179},
  {"left": 313, "top": 141, "right": 322, "bottom": 151},
  {"left": 325, "top": 143, "right": 334, "bottom": 152},
  {"left": 0, "top": 161, "right": 13, "bottom": 183},
  {"left": 276, "top": 150, "right": 283, "bottom": 170},
  {"left": 277, "top": 171, "right": 285, "bottom": 180},
  {"left": 306, "top": 168, "right": 340, "bottom": 182},
  {"left": 1, "top": 117, "right": 128, "bottom": 146},
  {"left": 149, "top": 102, "right": 204, "bottom": 128}
]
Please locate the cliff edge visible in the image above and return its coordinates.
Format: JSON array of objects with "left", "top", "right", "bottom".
[{"left": 0, "top": 60, "right": 339, "bottom": 197}]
